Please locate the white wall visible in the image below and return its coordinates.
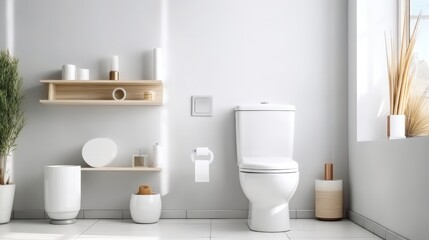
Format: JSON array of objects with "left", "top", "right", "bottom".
[
  {"left": 0, "top": 0, "right": 12, "bottom": 52},
  {"left": 0, "top": 1, "right": 5, "bottom": 49},
  {"left": 14, "top": 0, "right": 165, "bottom": 211},
  {"left": 349, "top": 1, "right": 429, "bottom": 239},
  {"left": 355, "top": 0, "right": 393, "bottom": 142},
  {"left": 10, "top": 0, "right": 348, "bottom": 216}
]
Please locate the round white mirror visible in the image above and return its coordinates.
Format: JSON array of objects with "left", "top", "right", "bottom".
[{"left": 82, "top": 138, "right": 117, "bottom": 168}]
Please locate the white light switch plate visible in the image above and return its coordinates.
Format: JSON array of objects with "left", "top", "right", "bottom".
[{"left": 192, "top": 96, "right": 212, "bottom": 117}]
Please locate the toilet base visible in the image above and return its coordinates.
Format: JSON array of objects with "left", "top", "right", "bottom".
[{"left": 248, "top": 203, "right": 291, "bottom": 232}]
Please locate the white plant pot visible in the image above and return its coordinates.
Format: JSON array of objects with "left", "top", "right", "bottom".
[
  {"left": 130, "top": 193, "right": 161, "bottom": 223},
  {"left": 0, "top": 184, "right": 15, "bottom": 224},
  {"left": 388, "top": 115, "right": 406, "bottom": 139},
  {"left": 44, "top": 165, "right": 81, "bottom": 224}
]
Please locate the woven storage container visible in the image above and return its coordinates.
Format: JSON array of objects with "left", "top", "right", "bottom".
[{"left": 315, "top": 179, "right": 343, "bottom": 220}]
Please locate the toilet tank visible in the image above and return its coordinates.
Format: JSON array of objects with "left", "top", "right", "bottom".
[{"left": 235, "top": 104, "right": 295, "bottom": 167}]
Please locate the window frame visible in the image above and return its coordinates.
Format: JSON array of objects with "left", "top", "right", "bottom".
[{"left": 400, "top": 0, "right": 410, "bottom": 45}]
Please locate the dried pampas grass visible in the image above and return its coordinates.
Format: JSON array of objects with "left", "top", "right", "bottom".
[
  {"left": 406, "top": 91, "right": 429, "bottom": 137},
  {"left": 385, "top": 13, "right": 421, "bottom": 115}
]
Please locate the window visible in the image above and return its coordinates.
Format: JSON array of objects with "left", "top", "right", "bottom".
[{"left": 410, "top": 0, "right": 429, "bottom": 94}]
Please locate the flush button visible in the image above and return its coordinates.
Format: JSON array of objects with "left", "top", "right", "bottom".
[
  {"left": 261, "top": 102, "right": 269, "bottom": 104},
  {"left": 191, "top": 96, "right": 213, "bottom": 117}
]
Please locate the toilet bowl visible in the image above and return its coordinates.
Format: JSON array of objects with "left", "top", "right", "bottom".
[
  {"left": 235, "top": 104, "right": 299, "bottom": 232},
  {"left": 239, "top": 169, "right": 299, "bottom": 232}
]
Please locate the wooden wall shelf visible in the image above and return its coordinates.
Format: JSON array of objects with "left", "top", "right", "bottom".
[
  {"left": 40, "top": 80, "right": 163, "bottom": 105},
  {"left": 81, "top": 167, "right": 162, "bottom": 172}
]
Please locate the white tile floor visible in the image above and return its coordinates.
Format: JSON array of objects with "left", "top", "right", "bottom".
[{"left": 0, "top": 219, "right": 382, "bottom": 240}]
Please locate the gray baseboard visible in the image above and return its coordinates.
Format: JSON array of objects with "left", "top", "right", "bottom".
[
  {"left": 296, "top": 210, "right": 315, "bottom": 219},
  {"left": 161, "top": 210, "right": 187, "bottom": 218},
  {"left": 13, "top": 210, "right": 45, "bottom": 219},
  {"left": 83, "top": 210, "right": 123, "bottom": 219},
  {"left": 348, "top": 210, "right": 408, "bottom": 240},
  {"left": 186, "top": 210, "right": 248, "bottom": 219},
  {"left": 12, "top": 209, "right": 315, "bottom": 220}
]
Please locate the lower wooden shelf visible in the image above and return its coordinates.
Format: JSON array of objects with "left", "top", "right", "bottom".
[{"left": 81, "top": 167, "right": 162, "bottom": 172}]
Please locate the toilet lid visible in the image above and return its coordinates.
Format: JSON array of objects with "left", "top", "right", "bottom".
[{"left": 235, "top": 104, "right": 295, "bottom": 111}]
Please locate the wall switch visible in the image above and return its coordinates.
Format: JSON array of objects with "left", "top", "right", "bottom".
[{"left": 191, "top": 96, "right": 213, "bottom": 117}]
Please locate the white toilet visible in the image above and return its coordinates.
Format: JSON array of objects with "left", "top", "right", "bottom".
[{"left": 235, "top": 104, "right": 299, "bottom": 232}]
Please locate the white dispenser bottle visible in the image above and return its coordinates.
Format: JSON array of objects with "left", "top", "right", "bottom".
[{"left": 151, "top": 143, "right": 162, "bottom": 167}]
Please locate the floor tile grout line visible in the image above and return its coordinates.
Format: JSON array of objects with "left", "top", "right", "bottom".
[
  {"left": 285, "top": 230, "right": 291, "bottom": 240},
  {"left": 75, "top": 218, "right": 100, "bottom": 239},
  {"left": 209, "top": 219, "right": 212, "bottom": 239}
]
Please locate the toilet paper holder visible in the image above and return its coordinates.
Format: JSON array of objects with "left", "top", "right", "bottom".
[{"left": 191, "top": 147, "right": 214, "bottom": 164}]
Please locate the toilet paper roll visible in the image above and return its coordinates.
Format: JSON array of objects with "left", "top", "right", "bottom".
[
  {"left": 315, "top": 179, "right": 343, "bottom": 220},
  {"left": 151, "top": 143, "right": 162, "bottom": 167},
  {"left": 196, "top": 147, "right": 210, "bottom": 156},
  {"left": 195, "top": 160, "right": 210, "bottom": 182}
]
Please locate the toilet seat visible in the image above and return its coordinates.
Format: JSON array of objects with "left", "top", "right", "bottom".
[
  {"left": 240, "top": 168, "right": 298, "bottom": 173},
  {"left": 239, "top": 157, "right": 298, "bottom": 173}
]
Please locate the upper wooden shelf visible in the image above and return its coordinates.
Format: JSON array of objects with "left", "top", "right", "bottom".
[
  {"left": 40, "top": 80, "right": 163, "bottom": 105},
  {"left": 81, "top": 167, "right": 162, "bottom": 172},
  {"left": 40, "top": 80, "right": 162, "bottom": 85}
]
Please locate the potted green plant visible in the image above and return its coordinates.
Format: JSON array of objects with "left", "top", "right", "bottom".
[{"left": 0, "top": 50, "right": 25, "bottom": 224}]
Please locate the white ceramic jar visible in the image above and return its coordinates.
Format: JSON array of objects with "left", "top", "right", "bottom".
[{"left": 130, "top": 193, "right": 161, "bottom": 223}]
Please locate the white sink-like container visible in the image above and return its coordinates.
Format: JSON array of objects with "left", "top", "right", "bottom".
[
  {"left": 44, "top": 165, "right": 81, "bottom": 224},
  {"left": 130, "top": 193, "right": 161, "bottom": 223}
]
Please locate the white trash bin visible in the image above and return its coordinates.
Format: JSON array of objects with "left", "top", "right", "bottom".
[{"left": 44, "top": 165, "right": 81, "bottom": 224}]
